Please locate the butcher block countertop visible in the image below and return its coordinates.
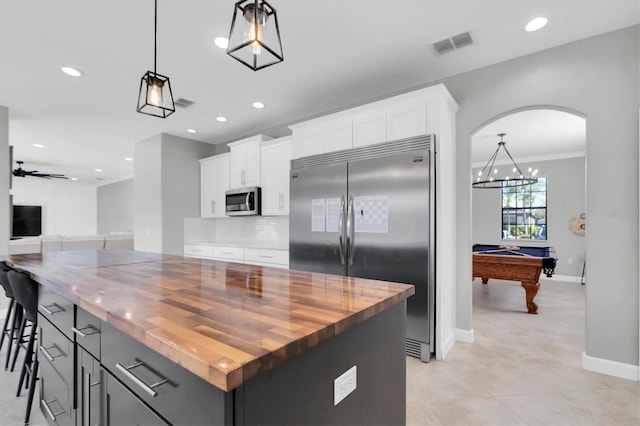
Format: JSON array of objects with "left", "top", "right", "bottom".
[{"left": 4, "top": 250, "right": 414, "bottom": 392}]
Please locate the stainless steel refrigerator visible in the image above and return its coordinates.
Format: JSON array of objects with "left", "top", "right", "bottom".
[{"left": 289, "top": 135, "right": 435, "bottom": 361}]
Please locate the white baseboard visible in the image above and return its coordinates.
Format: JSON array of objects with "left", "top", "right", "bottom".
[
  {"left": 455, "top": 328, "right": 475, "bottom": 343},
  {"left": 437, "top": 330, "right": 456, "bottom": 360},
  {"left": 582, "top": 351, "right": 639, "bottom": 381},
  {"left": 541, "top": 274, "right": 582, "bottom": 283}
]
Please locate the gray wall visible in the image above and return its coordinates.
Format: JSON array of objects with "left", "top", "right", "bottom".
[
  {"left": 472, "top": 157, "right": 586, "bottom": 277},
  {"left": 134, "top": 133, "right": 215, "bottom": 255},
  {"left": 0, "top": 106, "right": 9, "bottom": 312},
  {"left": 160, "top": 134, "right": 216, "bottom": 255},
  {"left": 97, "top": 179, "right": 134, "bottom": 234},
  {"left": 443, "top": 26, "right": 638, "bottom": 366}
]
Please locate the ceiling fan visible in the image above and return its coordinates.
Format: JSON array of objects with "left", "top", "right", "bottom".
[{"left": 13, "top": 161, "right": 68, "bottom": 179}]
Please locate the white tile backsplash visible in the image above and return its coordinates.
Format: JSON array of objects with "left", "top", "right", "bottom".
[{"left": 184, "top": 216, "right": 289, "bottom": 247}]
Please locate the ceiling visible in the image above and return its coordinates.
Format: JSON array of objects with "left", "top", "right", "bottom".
[{"left": 0, "top": 0, "right": 637, "bottom": 184}]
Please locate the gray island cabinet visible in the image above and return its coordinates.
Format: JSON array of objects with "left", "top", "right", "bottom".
[{"left": 6, "top": 250, "right": 413, "bottom": 425}]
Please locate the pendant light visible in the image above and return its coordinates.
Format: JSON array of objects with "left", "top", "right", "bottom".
[
  {"left": 137, "top": 0, "right": 175, "bottom": 118},
  {"left": 226, "top": 0, "right": 284, "bottom": 71},
  {"left": 473, "top": 133, "right": 538, "bottom": 188}
]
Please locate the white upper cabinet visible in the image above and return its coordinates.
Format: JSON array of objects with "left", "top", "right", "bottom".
[
  {"left": 385, "top": 100, "right": 427, "bottom": 141},
  {"left": 353, "top": 108, "right": 387, "bottom": 148},
  {"left": 200, "top": 153, "right": 229, "bottom": 218},
  {"left": 228, "top": 135, "right": 270, "bottom": 188},
  {"left": 290, "top": 86, "right": 449, "bottom": 159},
  {"left": 261, "top": 136, "right": 293, "bottom": 216}
]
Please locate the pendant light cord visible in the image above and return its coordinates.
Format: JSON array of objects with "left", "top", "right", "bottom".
[{"left": 154, "top": 0, "right": 158, "bottom": 73}]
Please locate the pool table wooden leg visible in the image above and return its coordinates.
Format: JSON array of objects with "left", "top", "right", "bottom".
[
  {"left": 481, "top": 278, "right": 489, "bottom": 284},
  {"left": 521, "top": 281, "right": 539, "bottom": 314}
]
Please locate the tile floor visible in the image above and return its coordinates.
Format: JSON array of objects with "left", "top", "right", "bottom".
[
  {"left": 407, "top": 278, "right": 640, "bottom": 425},
  {"left": 0, "top": 278, "right": 638, "bottom": 425}
]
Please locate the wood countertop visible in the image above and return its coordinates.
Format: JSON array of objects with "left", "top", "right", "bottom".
[{"left": 4, "top": 250, "right": 414, "bottom": 392}]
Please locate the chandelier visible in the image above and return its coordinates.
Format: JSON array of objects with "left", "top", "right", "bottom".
[{"left": 473, "top": 133, "right": 538, "bottom": 188}]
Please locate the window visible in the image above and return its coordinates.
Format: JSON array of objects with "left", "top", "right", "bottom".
[{"left": 501, "top": 177, "right": 547, "bottom": 240}]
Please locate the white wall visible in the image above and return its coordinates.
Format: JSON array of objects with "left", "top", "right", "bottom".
[
  {"left": 11, "top": 178, "right": 97, "bottom": 235},
  {"left": 134, "top": 133, "right": 216, "bottom": 255},
  {"left": 97, "top": 178, "right": 134, "bottom": 234},
  {"left": 444, "top": 25, "right": 638, "bottom": 370},
  {"left": 473, "top": 156, "right": 586, "bottom": 277}
]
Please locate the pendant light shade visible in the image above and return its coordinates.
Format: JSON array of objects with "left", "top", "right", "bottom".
[
  {"left": 227, "top": 0, "right": 284, "bottom": 71},
  {"left": 473, "top": 133, "right": 538, "bottom": 189},
  {"left": 137, "top": 0, "right": 175, "bottom": 118}
]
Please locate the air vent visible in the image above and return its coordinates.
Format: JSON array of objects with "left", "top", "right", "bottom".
[
  {"left": 175, "top": 98, "right": 195, "bottom": 109},
  {"left": 431, "top": 31, "right": 474, "bottom": 56}
]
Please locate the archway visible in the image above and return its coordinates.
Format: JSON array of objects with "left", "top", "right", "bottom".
[{"left": 470, "top": 107, "right": 586, "bottom": 315}]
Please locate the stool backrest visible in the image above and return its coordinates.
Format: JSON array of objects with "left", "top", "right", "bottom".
[
  {"left": 7, "top": 270, "right": 39, "bottom": 323},
  {"left": 0, "top": 262, "right": 13, "bottom": 298}
]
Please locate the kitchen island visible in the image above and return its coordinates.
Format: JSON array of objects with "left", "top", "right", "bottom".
[{"left": 5, "top": 250, "right": 414, "bottom": 425}]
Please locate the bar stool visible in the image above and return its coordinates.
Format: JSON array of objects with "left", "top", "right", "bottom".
[
  {"left": 7, "top": 269, "right": 39, "bottom": 425},
  {"left": 0, "top": 262, "right": 23, "bottom": 370}
]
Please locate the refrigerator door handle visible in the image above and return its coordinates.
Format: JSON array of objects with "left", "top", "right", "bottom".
[
  {"left": 338, "top": 195, "right": 346, "bottom": 265},
  {"left": 347, "top": 195, "right": 355, "bottom": 266}
]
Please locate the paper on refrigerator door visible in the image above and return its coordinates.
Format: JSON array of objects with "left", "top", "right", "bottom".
[
  {"left": 325, "top": 198, "right": 341, "bottom": 232},
  {"left": 311, "top": 199, "right": 326, "bottom": 232},
  {"left": 354, "top": 195, "right": 388, "bottom": 233}
]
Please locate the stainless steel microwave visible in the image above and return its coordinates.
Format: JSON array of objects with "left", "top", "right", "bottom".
[{"left": 225, "top": 187, "right": 261, "bottom": 216}]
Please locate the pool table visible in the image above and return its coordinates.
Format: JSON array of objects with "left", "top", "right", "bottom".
[{"left": 472, "top": 244, "right": 558, "bottom": 314}]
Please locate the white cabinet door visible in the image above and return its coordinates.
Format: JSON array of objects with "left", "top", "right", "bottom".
[
  {"left": 322, "top": 120, "right": 353, "bottom": 153},
  {"left": 200, "top": 154, "right": 229, "bottom": 218},
  {"left": 292, "top": 131, "right": 323, "bottom": 159},
  {"left": 261, "top": 137, "right": 292, "bottom": 216},
  {"left": 353, "top": 109, "right": 386, "bottom": 148},
  {"left": 386, "top": 101, "right": 427, "bottom": 141},
  {"left": 184, "top": 244, "right": 214, "bottom": 259},
  {"left": 244, "top": 248, "right": 289, "bottom": 269},
  {"left": 229, "top": 137, "right": 262, "bottom": 188}
]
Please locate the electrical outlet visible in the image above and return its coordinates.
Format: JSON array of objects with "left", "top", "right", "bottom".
[
  {"left": 334, "top": 366, "right": 357, "bottom": 405},
  {"left": 568, "top": 258, "right": 574, "bottom": 265}
]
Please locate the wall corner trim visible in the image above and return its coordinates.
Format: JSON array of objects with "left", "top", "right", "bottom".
[
  {"left": 455, "top": 328, "right": 475, "bottom": 343},
  {"left": 582, "top": 351, "right": 639, "bottom": 381},
  {"left": 437, "top": 330, "right": 456, "bottom": 360}
]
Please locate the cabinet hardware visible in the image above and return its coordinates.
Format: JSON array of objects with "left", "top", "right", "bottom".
[
  {"left": 222, "top": 251, "right": 234, "bottom": 255},
  {"left": 42, "top": 399, "right": 65, "bottom": 421},
  {"left": 72, "top": 325, "right": 100, "bottom": 338},
  {"left": 39, "top": 302, "right": 65, "bottom": 315},
  {"left": 258, "top": 255, "right": 273, "bottom": 259},
  {"left": 211, "top": 200, "right": 215, "bottom": 214},
  {"left": 39, "top": 344, "right": 64, "bottom": 362},
  {"left": 190, "top": 249, "right": 203, "bottom": 252},
  {"left": 116, "top": 361, "right": 168, "bottom": 398}
]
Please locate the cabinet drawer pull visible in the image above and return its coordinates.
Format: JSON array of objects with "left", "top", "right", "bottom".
[
  {"left": 39, "top": 303, "right": 65, "bottom": 315},
  {"left": 258, "top": 255, "right": 273, "bottom": 259},
  {"left": 72, "top": 325, "right": 100, "bottom": 338},
  {"left": 222, "top": 251, "right": 234, "bottom": 255},
  {"left": 190, "top": 249, "right": 203, "bottom": 252},
  {"left": 42, "top": 398, "right": 65, "bottom": 421},
  {"left": 39, "top": 345, "right": 64, "bottom": 362},
  {"left": 116, "top": 361, "right": 168, "bottom": 398}
]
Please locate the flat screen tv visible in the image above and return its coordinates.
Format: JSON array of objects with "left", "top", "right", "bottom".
[{"left": 12, "top": 205, "right": 42, "bottom": 237}]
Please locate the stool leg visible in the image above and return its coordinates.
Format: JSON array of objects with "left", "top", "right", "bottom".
[
  {"left": 24, "top": 355, "right": 39, "bottom": 425},
  {"left": 5, "top": 305, "right": 21, "bottom": 370},
  {"left": 0, "top": 299, "right": 15, "bottom": 352},
  {"left": 16, "top": 325, "right": 35, "bottom": 397},
  {"left": 10, "top": 316, "right": 26, "bottom": 372}
]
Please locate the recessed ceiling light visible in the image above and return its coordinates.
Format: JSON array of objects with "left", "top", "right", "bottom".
[
  {"left": 216, "top": 116, "right": 227, "bottom": 122},
  {"left": 525, "top": 17, "right": 548, "bottom": 32},
  {"left": 214, "top": 37, "right": 229, "bottom": 49},
  {"left": 33, "top": 143, "right": 45, "bottom": 148},
  {"left": 95, "top": 168, "right": 102, "bottom": 172},
  {"left": 125, "top": 157, "right": 133, "bottom": 161},
  {"left": 187, "top": 128, "right": 197, "bottom": 134},
  {"left": 61, "top": 66, "right": 83, "bottom": 77},
  {"left": 252, "top": 102, "right": 264, "bottom": 109},
  {"left": 71, "top": 177, "right": 78, "bottom": 181}
]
